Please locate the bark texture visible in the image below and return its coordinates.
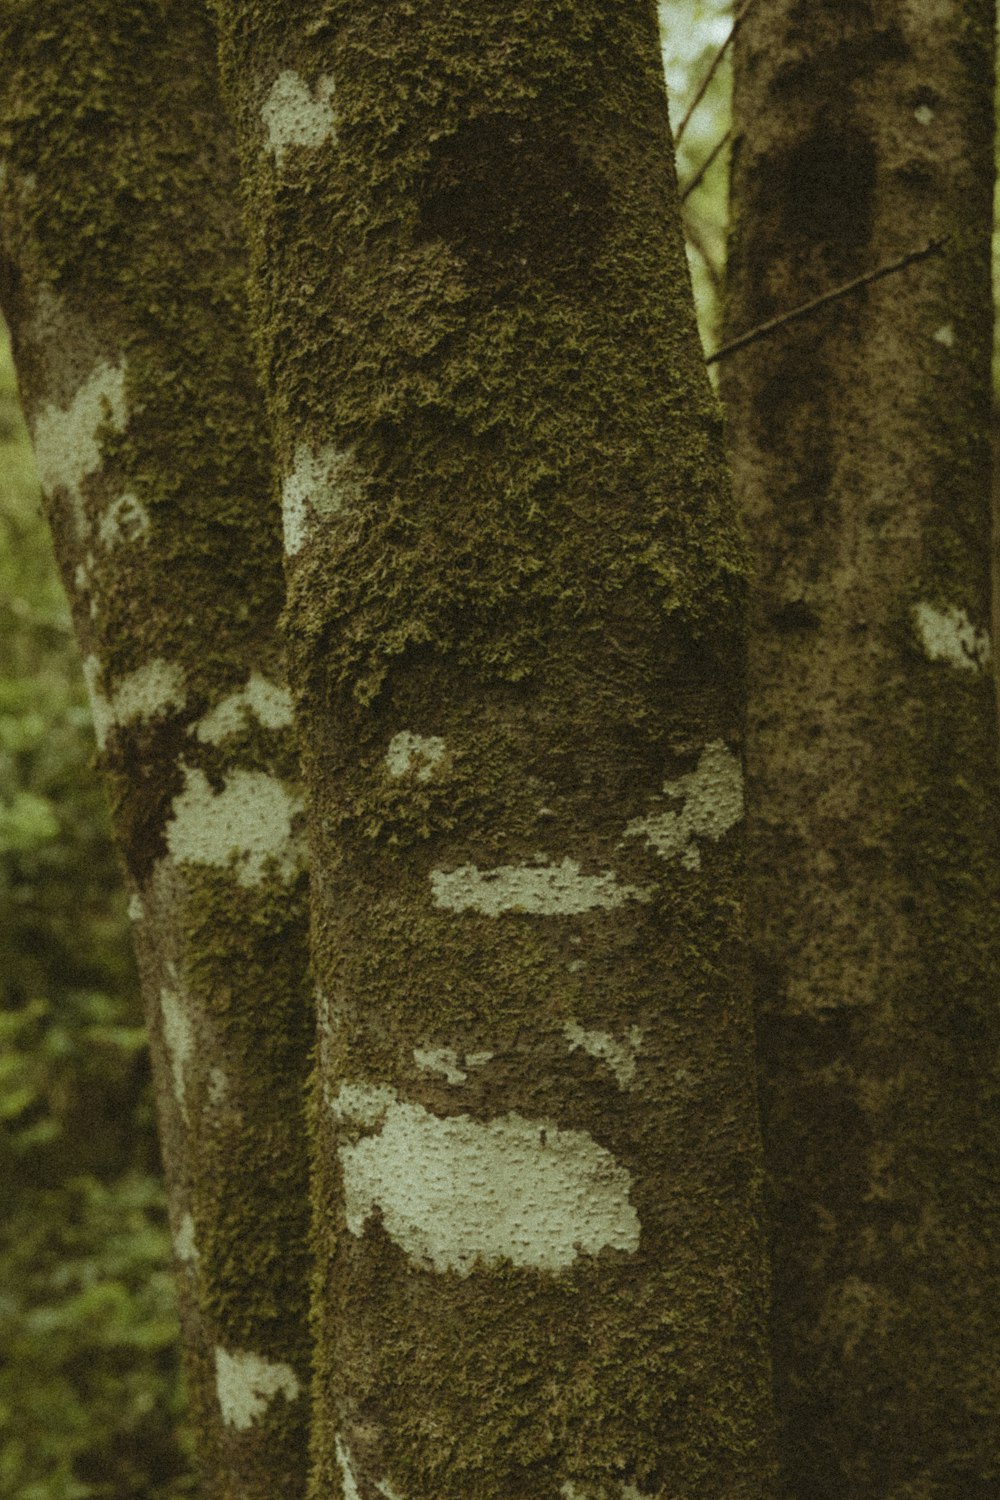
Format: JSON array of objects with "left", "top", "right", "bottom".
[
  {"left": 0, "top": 4, "right": 313, "bottom": 1493},
  {"left": 722, "top": 3, "right": 1000, "bottom": 1496},
  {"left": 212, "top": 2, "right": 776, "bottom": 1497}
]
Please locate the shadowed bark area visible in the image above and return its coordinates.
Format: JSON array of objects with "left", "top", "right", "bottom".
[
  {"left": 0, "top": 3, "right": 313, "bottom": 1493},
  {"left": 212, "top": 2, "right": 777, "bottom": 1497},
  {"left": 722, "top": 2, "right": 1000, "bottom": 1496}
]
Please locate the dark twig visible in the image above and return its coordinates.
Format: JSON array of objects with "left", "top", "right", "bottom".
[
  {"left": 680, "top": 126, "right": 733, "bottom": 202},
  {"left": 675, "top": 0, "right": 758, "bottom": 148},
  {"left": 704, "top": 237, "right": 947, "bottom": 366},
  {"left": 683, "top": 220, "right": 724, "bottom": 290}
]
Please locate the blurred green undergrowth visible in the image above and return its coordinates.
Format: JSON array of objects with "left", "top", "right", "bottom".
[{"left": 1, "top": 319, "right": 194, "bottom": 1499}]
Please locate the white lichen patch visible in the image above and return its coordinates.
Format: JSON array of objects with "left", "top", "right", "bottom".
[
  {"left": 933, "top": 322, "right": 955, "bottom": 347},
  {"left": 335, "top": 1435, "right": 362, "bottom": 1500},
  {"left": 563, "top": 1022, "right": 644, "bottom": 1089},
  {"left": 262, "top": 69, "right": 338, "bottom": 166},
  {"left": 127, "top": 893, "right": 144, "bottom": 922},
  {"left": 172, "top": 1211, "right": 198, "bottom": 1263},
  {"left": 97, "top": 490, "right": 150, "bottom": 550},
  {"left": 112, "top": 659, "right": 187, "bottom": 729},
  {"left": 214, "top": 1346, "right": 301, "bottom": 1430},
  {"left": 160, "top": 984, "right": 194, "bottom": 1122},
  {"left": 338, "top": 1096, "right": 641, "bottom": 1274},
  {"left": 329, "top": 1081, "right": 399, "bottom": 1128},
  {"left": 208, "top": 1067, "right": 229, "bottom": 1107},
  {"left": 80, "top": 657, "right": 186, "bottom": 748},
  {"left": 31, "top": 359, "right": 127, "bottom": 538},
  {"left": 81, "top": 655, "right": 115, "bottom": 750},
  {"left": 281, "top": 441, "right": 366, "bottom": 555},
  {"left": 414, "top": 1047, "right": 467, "bottom": 1084},
  {"left": 385, "top": 730, "right": 447, "bottom": 781},
  {"left": 430, "top": 857, "right": 652, "bottom": 916},
  {"left": 913, "top": 601, "right": 991, "bottom": 671},
  {"left": 165, "top": 767, "right": 304, "bottom": 885},
  {"left": 623, "top": 740, "right": 743, "bottom": 871},
  {"left": 466, "top": 1050, "right": 494, "bottom": 1069},
  {"left": 914, "top": 104, "right": 935, "bottom": 125},
  {"left": 194, "top": 671, "right": 294, "bottom": 744},
  {"left": 337, "top": 1436, "right": 402, "bottom": 1500}
]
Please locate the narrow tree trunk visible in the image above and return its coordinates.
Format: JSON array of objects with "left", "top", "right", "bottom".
[
  {"left": 212, "top": 2, "right": 776, "bottom": 1496},
  {"left": 0, "top": 5, "right": 313, "bottom": 1492},
  {"left": 723, "top": 3, "right": 1000, "bottom": 1496}
]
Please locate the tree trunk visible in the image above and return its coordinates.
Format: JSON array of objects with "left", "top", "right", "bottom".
[
  {"left": 722, "top": 3, "right": 1000, "bottom": 1496},
  {"left": 212, "top": 2, "right": 776, "bottom": 1496},
  {"left": 0, "top": 5, "right": 313, "bottom": 1493}
]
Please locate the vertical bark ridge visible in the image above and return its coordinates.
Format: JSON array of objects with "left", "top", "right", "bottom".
[
  {"left": 723, "top": 2, "right": 1000, "bottom": 1496},
  {"left": 0, "top": 3, "right": 313, "bottom": 1493},
  {"left": 213, "top": 2, "right": 776, "bottom": 1496}
]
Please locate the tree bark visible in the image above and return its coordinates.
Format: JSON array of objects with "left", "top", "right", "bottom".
[
  {"left": 212, "top": 2, "right": 776, "bottom": 1496},
  {"left": 0, "top": 4, "right": 313, "bottom": 1493},
  {"left": 722, "top": 3, "right": 1000, "bottom": 1496}
]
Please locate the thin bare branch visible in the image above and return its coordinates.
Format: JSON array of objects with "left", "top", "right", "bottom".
[
  {"left": 705, "top": 237, "right": 947, "bottom": 365},
  {"left": 674, "top": 0, "right": 758, "bottom": 148},
  {"left": 684, "top": 220, "right": 724, "bottom": 290},
  {"left": 680, "top": 126, "right": 732, "bottom": 202}
]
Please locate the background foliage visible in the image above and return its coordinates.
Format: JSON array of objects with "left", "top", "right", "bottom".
[{"left": 0, "top": 318, "right": 194, "bottom": 1498}]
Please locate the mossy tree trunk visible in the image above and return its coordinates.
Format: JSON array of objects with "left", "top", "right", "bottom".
[
  {"left": 722, "top": 3, "right": 1000, "bottom": 1496},
  {"left": 212, "top": 2, "right": 776, "bottom": 1497},
  {"left": 0, "top": 4, "right": 313, "bottom": 1494}
]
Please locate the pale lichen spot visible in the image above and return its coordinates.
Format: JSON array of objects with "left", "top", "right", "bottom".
[
  {"left": 214, "top": 1346, "right": 301, "bottom": 1430},
  {"left": 172, "top": 1211, "right": 198, "bottom": 1264},
  {"left": 81, "top": 656, "right": 186, "bottom": 747},
  {"left": 375, "top": 1481, "right": 404, "bottom": 1500},
  {"left": 262, "top": 69, "right": 338, "bottom": 167},
  {"left": 81, "top": 655, "right": 115, "bottom": 750},
  {"left": 564, "top": 1022, "right": 644, "bottom": 1089},
  {"left": 914, "top": 104, "right": 935, "bottom": 125},
  {"left": 414, "top": 1046, "right": 467, "bottom": 1084},
  {"left": 193, "top": 671, "right": 294, "bottom": 744},
  {"left": 329, "top": 1081, "right": 399, "bottom": 1128},
  {"left": 281, "top": 441, "right": 366, "bottom": 555},
  {"left": 112, "top": 659, "right": 187, "bottom": 729},
  {"left": 165, "top": 766, "right": 304, "bottom": 885},
  {"left": 465, "top": 1050, "right": 494, "bottom": 1069},
  {"left": 127, "top": 892, "right": 144, "bottom": 922},
  {"left": 97, "top": 491, "right": 150, "bottom": 550},
  {"left": 31, "top": 359, "right": 127, "bottom": 538},
  {"left": 385, "top": 730, "right": 447, "bottom": 781},
  {"left": 337, "top": 1093, "right": 641, "bottom": 1274},
  {"left": 913, "top": 601, "right": 991, "bottom": 671},
  {"left": 430, "top": 857, "right": 652, "bottom": 916},
  {"left": 208, "top": 1067, "right": 229, "bottom": 1107},
  {"left": 933, "top": 322, "right": 955, "bottom": 347},
  {"left": 160, "top": 984, "right": 194, "bottom": 1123},
  {"left": 623, "top": 740, "right": 743, "bottom": 871},
  {"left": 335, "top": 1435, "right": 362, "bottom": 1500}
]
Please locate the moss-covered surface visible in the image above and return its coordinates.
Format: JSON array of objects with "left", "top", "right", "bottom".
[
  {"left": 723, "top": 1, "right": 1000, "bottom": 1495},
  {"left": 214, "top": 1, "right": 776, "bottom": 1495},
  {"left": 0, "top": 4, "right": 314, "bottom": 1494}
]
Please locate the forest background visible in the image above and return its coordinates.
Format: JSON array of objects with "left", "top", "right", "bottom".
[{"left": 0, "top": 1, "right": 997, "bottom": 1496}]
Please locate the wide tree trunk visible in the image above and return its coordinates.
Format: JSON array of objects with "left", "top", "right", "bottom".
[
  {"left": 722, "top": 3, "right": 1000, "bottom": 1496},
  {"left": 212, "top": 2, "right": 776, "bottom": 1496},
  {"left": 0, "top": 4, "right": 313, "bottom": 1493}
]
